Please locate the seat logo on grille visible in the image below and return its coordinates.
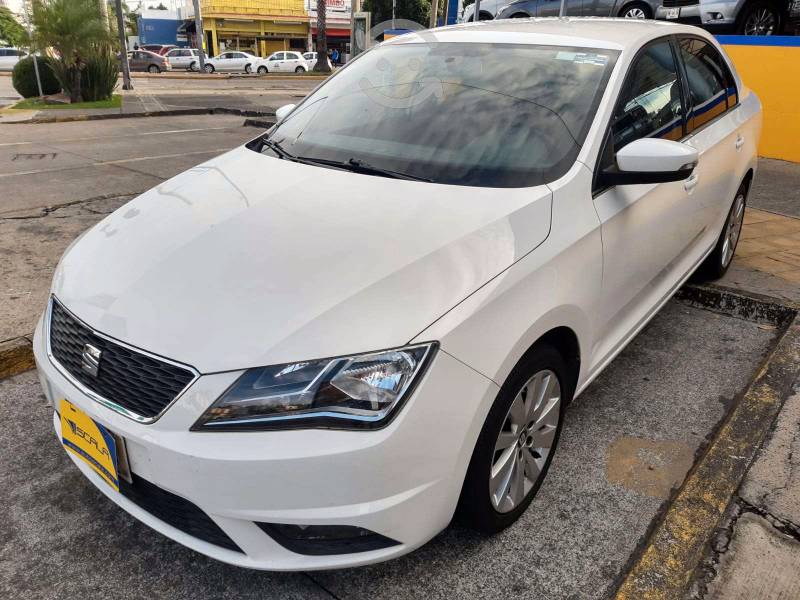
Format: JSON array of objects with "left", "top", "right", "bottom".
[{"left": 81, "top": 343, "right": 102, "bottom": 377}]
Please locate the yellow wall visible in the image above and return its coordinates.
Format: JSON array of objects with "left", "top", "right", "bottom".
[
  {"left": 201, "top": 0, "right": 306, "bottom": 18},
  {"left": 722, "top": 43, "right": 800, "bottom": 163}
]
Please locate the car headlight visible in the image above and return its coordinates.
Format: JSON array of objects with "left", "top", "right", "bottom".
[{"left": 192, "top": 343, "right": 436, "bottom": 431}]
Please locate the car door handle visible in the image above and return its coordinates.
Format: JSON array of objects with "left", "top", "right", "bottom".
[
  {"left": 684, "top": 173, "right": 699, "bottom": 192},
  {"left": 735, "top": 135, "right": 745, "bottom": 150}
]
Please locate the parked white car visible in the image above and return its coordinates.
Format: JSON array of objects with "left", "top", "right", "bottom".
[
  {"left": 303, "top": 51, "right": 333, "bottom": 70},
  {"left": 36, "top": 19, "right": 759, "bottom": 571},
  {"left": 203, "top": 51, "right": 266, "bottom": 73},
  {"left": 0, "top": 47, "right": 27, "bottom": 71},
  {"left": 163, "top": 47, "right": 203, "bottom": 71},
  {"left": 262, "top": 51, "right": 309, "bottom": 73}
]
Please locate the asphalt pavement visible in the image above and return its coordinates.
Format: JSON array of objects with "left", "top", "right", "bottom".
[
  {"left": 0, "top": 114, "right": 259, "bottom": 341},
  {"left": 0, "top": 300, "right": 777, "bottom": 599}
]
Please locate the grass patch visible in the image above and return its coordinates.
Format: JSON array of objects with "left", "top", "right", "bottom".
[{"left": 11, "top": 95, "right": 122, "bottom": 110}]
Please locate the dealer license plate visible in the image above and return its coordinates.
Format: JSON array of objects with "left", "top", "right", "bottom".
[{"left": 60, "top": 398, "right": 120, "bottom": 491}]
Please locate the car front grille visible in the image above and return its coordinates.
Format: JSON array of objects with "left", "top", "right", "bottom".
[
  {"left": 120, "top": 473, "right": 244, "bottom": 553},
  {"left": 662, "top": 0, "right": 699, "bottom": 6},
  {"left": 48, "top": 298, "right": 196, "bottom": 420}
]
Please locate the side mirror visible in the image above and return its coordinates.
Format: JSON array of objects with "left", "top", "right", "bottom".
[
  {"left": 601, "top": 138, "right": 698, "bottom": 186},
  {"left": 275, "top": 103, "right": 296, "bottom": 123}
]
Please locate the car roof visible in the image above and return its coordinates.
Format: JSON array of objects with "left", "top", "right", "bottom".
[{"left": 385, "top": 17, "right": 712, "bottom": 51}]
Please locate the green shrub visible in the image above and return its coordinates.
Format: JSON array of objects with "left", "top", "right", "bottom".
[
  {"left": 11, "top": 55, "right": 61, "bottom": 98},
  {"left": 81, "top": 47, "right": 118, "bottom": 102}
]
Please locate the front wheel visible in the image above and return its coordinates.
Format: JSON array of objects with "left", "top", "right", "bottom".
[
  {"left": 147, "top": 64, "right": 160, "bottom": 73},
  {"left": 204, "top": 63, "right": 215, "bottom": 73},
  {"left": 620, "top": 2, "right": 652, "bottom": 18},
  {"left": 694, "top": 181, "right": 748, "bottom": 281},
  {"left": 738, "top": 1, "right": 781, "bottom": 35},
  {"left": 295, "top": 66, "right": 306, "bottom": 73},
  {"left": 457, "top": 344, "right": 568, "bottom": 533},
  {"left": 257, "top": 65, "right": 268, "bottom": 74}
]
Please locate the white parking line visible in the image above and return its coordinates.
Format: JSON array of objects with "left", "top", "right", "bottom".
[
  {"left": 0, "top": 148, "right": 235, "bottom": 178},
  {"left": 0, "top": 127, "right": 239, "bottom": 147}
]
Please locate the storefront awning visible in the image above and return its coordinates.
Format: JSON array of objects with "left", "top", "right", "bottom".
[{"left": 311, "top": 27, "right": 351, "bottom": 37}]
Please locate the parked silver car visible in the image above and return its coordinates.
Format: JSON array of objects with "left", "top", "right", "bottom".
[
  {"left": 656, "top": 0, "right": 800, "bottom": 35},
  {"left": 470, "top": 0, "right": 661, "bottom": 20},
  {"left": 0, "top": 47, "right": 27, "bottom": 72},
  {"left": 163, "top": 48, "right": 204, "bottom": 71}
]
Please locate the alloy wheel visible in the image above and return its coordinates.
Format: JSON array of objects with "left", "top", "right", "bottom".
[
  {"left": 624, "top": 7, "right": 646, "bottom": 18},
  {"left": 744, "top": 8, "right": 777, "bottom": 35},
  {"left": 721, "top": 193, "right": 745, "bottom": 268},
  {"left": 490, "top": 369, "right": 561, "bottom": 513}
]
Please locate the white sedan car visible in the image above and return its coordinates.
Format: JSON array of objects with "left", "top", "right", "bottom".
[
  {"left": 35, "top": 19, "right": 759, "bottom": 570},
  {"left": 203, "top": 50, "right": 266, "bottom": 73},
  {"left": 0, "top": 47, "right": 26, "bottom": 71},
  {"left": 262, "top": 51, "right": 309, "bottom": 73}
]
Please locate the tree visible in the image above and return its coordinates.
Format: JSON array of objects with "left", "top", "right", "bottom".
[
  {"left": 30, "top": 0, "right": 111, "bottom": 103},
  {"left": 0, "top": 6, "right": 26, "bottom": 47},
  {"left": 362, "top": 0, "right": 430, "bottom": 27},
  {"left": 312, "top": 0, "right": 331, "bottom": 73}
]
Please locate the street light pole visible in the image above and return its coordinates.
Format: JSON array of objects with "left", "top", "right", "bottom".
[
  {"left": 114, "top": 0, "right": 133, "bottom": 90},
  {"left": 192, "top": 0, "right": 206, "bottom": 72}
]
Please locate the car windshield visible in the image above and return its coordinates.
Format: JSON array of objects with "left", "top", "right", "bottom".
[{"left": 259, "top": 41, "right": 618, "bottom": 187}]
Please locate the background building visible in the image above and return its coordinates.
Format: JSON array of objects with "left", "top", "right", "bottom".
[
  {"left": 305, "top": 0, "right": 351, "bottom": 56},
  {"left": 138, "top": 7, "right": 188, "bottom": 48},
  {"left": 185, "top": 0, "right": 309, "bottom": 57}
]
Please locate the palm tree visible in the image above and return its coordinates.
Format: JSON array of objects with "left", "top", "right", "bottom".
[
  {"left": 313, "top": 0, "right": 331, "bottom": 73},
  {"left": 30, "top": 0, "right": 110, "bottom": 102}
]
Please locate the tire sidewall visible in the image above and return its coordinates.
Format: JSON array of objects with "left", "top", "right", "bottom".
[{"left": 458, "top": 344, "right": 570, "bottom": 533}]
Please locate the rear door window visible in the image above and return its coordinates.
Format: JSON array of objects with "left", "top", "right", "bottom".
[{"left": 678, "top": 37, "right": 736, "bottom": 132}]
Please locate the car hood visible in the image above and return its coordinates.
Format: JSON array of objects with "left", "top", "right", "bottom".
[{"left": 52, "top": 146, "right": 552, "bottom": 373}]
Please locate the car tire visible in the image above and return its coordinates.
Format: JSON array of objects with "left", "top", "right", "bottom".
[
  {"left": 148, "top": 65, "right": 160, "bottom": 73},
  {"left": 188, "top": 61, "right": 197, "bottom": 72},
  {"left": 694, "top": 181, "right": 748, "bottom": 281},
  {"left": 619, "top": 2, "right": 652, "bottom": 19},
  {"left": 737, "top": 1, "right": 782, "bottom": 35},
  {"left": 245, "top": 63, "right": 252, "bottom": 74},
  {"left": 295, "top": 66, "right": 306, "bottom": 73},
  {"left": 257, "top": 65, "right": 268, "bottom": 74},
  {"left": 457, "top": 343, "right": 569, "bottom": 534},
  {"left": 204, "top": 64, "right": 215, "bottom": 73}
]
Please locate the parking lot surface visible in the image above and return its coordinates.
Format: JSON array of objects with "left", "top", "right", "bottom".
[
  {"left": 0, "top": 300, "right": 776, "bottom": 599},
  {"left": 0, "top": 114, "right": 258, "bottom": 341}
]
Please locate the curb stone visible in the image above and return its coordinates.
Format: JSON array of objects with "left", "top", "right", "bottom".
[
  {"left": 2, "top": 106, "right": 276, "bottom": 125},
  {"left": 0, "top": 336, "right": 35, "bottom": 380}
]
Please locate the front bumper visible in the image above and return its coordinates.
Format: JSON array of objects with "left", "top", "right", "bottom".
[
  {"left": 33, "top": 314, "right": 498, "bottom": 570},
  {"left": 655, "top": 3, "right": 738, "bottom": 28}
]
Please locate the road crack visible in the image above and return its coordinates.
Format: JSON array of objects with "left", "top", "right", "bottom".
[{"left": 0, "top": 193, "right": 136, "bottom": 221}]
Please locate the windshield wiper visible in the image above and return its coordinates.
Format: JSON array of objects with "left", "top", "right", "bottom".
[
  {"left": 295, "top": 156, "right": 432, "bottom": 182},
  {"left": 260, "top": 137, "right": 294, "bottom": 160}
]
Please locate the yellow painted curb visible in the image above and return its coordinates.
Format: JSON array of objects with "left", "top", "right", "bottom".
[{"left": 615, "top": 303, "right": 800, "bottom": 599}]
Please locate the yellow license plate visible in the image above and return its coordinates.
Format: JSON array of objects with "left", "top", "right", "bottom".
[{"left": 60, "top": 398, "right": 120, "bottom": 491}]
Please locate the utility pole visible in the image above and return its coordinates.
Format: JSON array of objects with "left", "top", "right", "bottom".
[
  {"left": 392, "top": 0, "right": 396, "bottom": 29},
  {"left": 192, "top": 0, "right": 206, "bottom": 72},
  {"left": 474, "top": 0, "right": 481, "bottom": 23},
  {"left": 430, "top": 0, "right": 439, "bottom": 27},
  {"left": 24, "top": 10, "right": 43, "bottom": 98},
  {"left": 114, "top": 0, "right": 133, "bottom": 90}
]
